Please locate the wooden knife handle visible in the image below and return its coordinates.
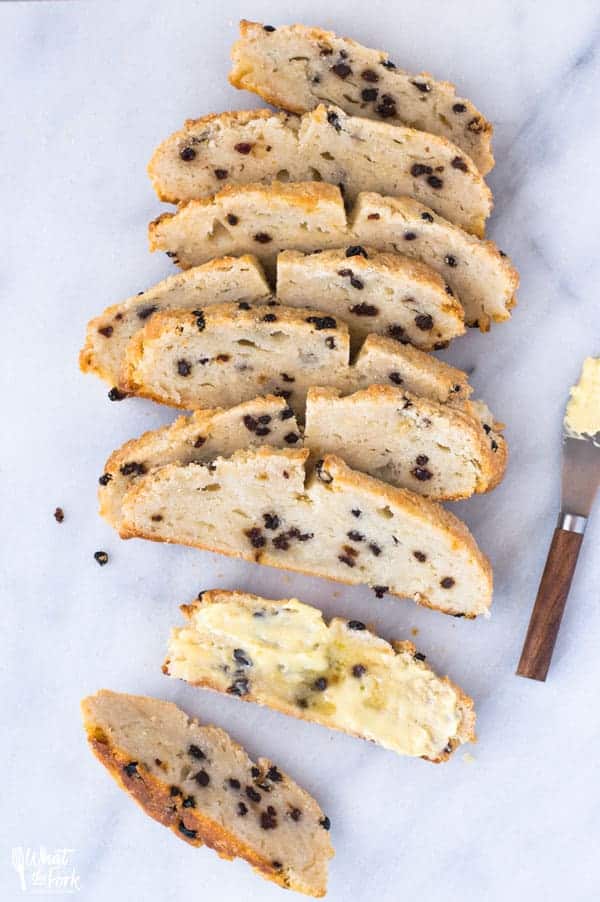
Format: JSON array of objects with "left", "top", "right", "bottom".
[{"left": 517, "top": 527, "right": 584, "bottom": 681}]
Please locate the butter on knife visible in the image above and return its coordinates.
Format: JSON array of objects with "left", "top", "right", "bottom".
[{"left": 564, "top": 357, "right": 600, "bottom": 437}]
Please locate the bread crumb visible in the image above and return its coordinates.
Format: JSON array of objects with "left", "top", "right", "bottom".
[
  {"left": 463, "top": 752, "right": 475, "bottom": 764},
  {"left": 411, "top": 627, "right": 419, "bottom": 637}
]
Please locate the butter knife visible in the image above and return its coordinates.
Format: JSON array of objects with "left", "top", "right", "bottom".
[{"left": 517, "top": 359, "right": 600, "bottom": 681}]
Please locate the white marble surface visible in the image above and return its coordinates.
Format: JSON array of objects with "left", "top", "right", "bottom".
[{"left": 2, "top": 1, "right": 599, "bottom": 899}]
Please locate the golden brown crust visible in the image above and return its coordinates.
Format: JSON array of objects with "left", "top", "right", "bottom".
[
  {"left": 183, "top": 107, "right": 280, "bottom": 131},
  {"left": 82, "top": 697, "right": 329, "bottom": 896},
  {"left": 356, "top": 333, "right": 471, "bottom": 402},
  {"left": 118, "top": 329, "right": 151, "bottom": 395},
  {"left": 148, "top": 209, "right": 175, "bottom": 241},
  {"left": 148, "top": 181, "right": 344, "bottom": 253},
  {"left": 149, "top": 180, "right": 344, "bottom": 249},
  {"left": 214, "top": 178, "right": 343, "bottom": 210}
]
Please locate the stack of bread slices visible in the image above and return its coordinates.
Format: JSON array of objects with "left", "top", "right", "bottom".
[{"left": 80, "top": 21, "right": 517, "bottom": 897}]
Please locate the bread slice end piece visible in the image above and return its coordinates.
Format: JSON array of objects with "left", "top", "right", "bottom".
[{"left": 82, "top": 691, "right": 332, "bottom": 897}]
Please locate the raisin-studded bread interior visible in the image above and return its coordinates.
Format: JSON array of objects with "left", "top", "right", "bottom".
[
  {"left": 82, "top": 690, "right": 333, "bottom": 896},
  {"left": 149, "top": 182, "right": 518, "bottom": 329},
  {"left": 148, "top": 104, "right": 492, "bottom": 235},
  {"left": 229, "top": 20, "right": 495, "bottom": 173},
  {"left": 119, "top": 447, "right": 492, "bottom": 617},
  {"left": 119, "top": 302, "right": 472, "bottom": 415}
]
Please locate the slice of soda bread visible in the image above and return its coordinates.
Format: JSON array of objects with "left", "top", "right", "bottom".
[
  {"left": 82, "top": 690, "right": 333, "bottom": 896},
  {"left": 229, "top": 20, "right": 494, "bottom": 173},
  {"left": 118, "top": 446, "right": 493, "bottom": 618}
]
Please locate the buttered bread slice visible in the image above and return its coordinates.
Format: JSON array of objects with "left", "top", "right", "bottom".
[
  {"left": 119, "top": 447, "right": 492, "bottom": 617},
  {"left": 148, "top": 105, "right": 492, "bottom": 236},
  {"left": 82, "top": 690, "right": 333, "bottom": 897},
  {"left": 164, "top": 591, "right": 476, "bottom": 762},
  {"left": 229, "top": 20, "right": 494, "bottom": 174},
  {"left": 118, "top": 303, "right": 471, "bottom": 414},
  {"left": 80, "top": 255, "right": 270, "bottom": 386},
  {"left": 149, "top": 182, "right": 518, "bottom": 329}
]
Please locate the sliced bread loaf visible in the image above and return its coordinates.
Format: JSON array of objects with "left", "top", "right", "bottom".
[
  {"left": 82, "top": 690, "right": 333, "bottom": 897},
  {"left": 99, "top": 386, "right": 505, "bottom": 532},
  {"left": 229, "top": 20, "right": 494, "bottom": 174},
  {"left": 276, "top": 247, "right": 465, "bottom": 350},
  {"left": 165, "top": 590, "right": 476, "bottom": 761},
  {"left": 118, "top": 302, "right": 471, "bottom": 414},
  {"left": 119, "top": 446, "right": 493, "bottom": 617},
  {"left": 80, "top": 255, "right": 270, "bottom": 385},
  {"left": 149, "top": 182, "right": 518, "bottom": 329},
  {"left": 81, "top": 247, "right": 467, "bottom": 390},
  {"left": 148, "top": 105, "right": 492, "bottom": 235}
]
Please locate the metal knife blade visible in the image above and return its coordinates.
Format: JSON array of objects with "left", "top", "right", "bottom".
[{"left": 561, "top": 428, "right": 600, "bottom": 524}]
